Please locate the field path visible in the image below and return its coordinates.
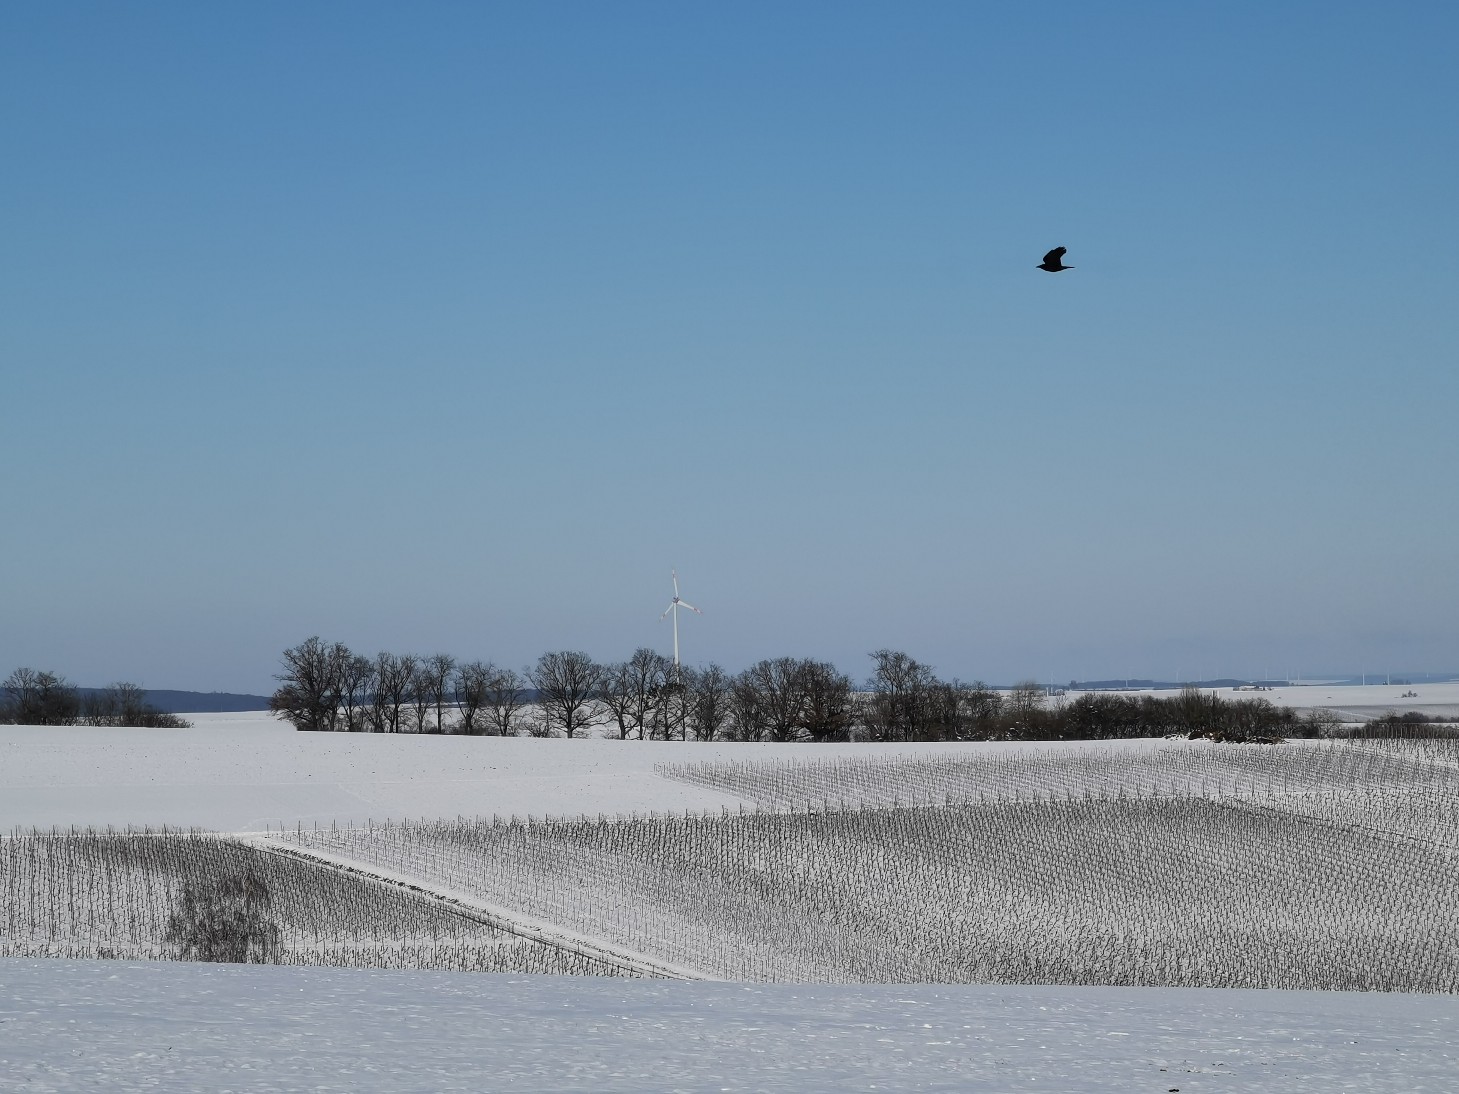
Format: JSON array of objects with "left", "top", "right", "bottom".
[{"left": 237, "top": 832, "right": 711, "bottom": 982}]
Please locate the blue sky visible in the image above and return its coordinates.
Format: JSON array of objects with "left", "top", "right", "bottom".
[{"left": 3, "top": 2, "right": 1455, "bottom": 693}]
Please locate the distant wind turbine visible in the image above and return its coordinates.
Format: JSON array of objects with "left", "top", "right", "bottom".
[{"left": 660, "top": 569, "right": 702, "bottom": 683}]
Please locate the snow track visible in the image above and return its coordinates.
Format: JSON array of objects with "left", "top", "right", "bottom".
[{"left": 237, "top": 832, "right": 710, "bottom": 982}]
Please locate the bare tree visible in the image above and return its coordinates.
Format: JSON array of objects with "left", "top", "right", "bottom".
[
  {"left": 405, "top": 658, "right": 434, "bottom": 734},
  {"left": 338, "top": 653, "right": 376, "bottom": 732},
  {"left": 452, "top": 661, "right": 525, "bottom": 737},
  {"left": 863, "top": 649, "right": 940, "bottom": 742},
  {"left": 3, "top": 669, "right": 80, "bottom": 725},
  {"left": 800, "top": 659, "right": 855, "bottom": 742},
  {"left": 370, "top": 651, "right": 416, "bottom": 733},
  {"left": 42, "top": 673, "right": 80, "bottom": 725},
  {"left": 112, "top": 681, "right": 149, "bottom": 726},
  {"left": 454, "top": 661, "right": 490, "bottom": 736},
  {"left": 726, "top": 674, "right": 758, "bottom": 741},
  {"left": 725, "top": 658, "right": 854, "bottom": 742},
  {"left": 529, "top": 651, "right": 606, "bottom": 739},
  {"left": 0, "top": 667, "right": 32, "bottom": 722},
  {"left": 1299, "top": 706, "right": 1343, "bottom": 739},
  {"left": 727, "top": 669, "right": 767, "bottom": 741},
  {"left": 601, "top": 648, "right": 672, "bottom": 740},
  {"left": 684, "top": 663, "right": 732, "bottom": 742},
  {"left": 482, "top": 665, "right": 527, "bottom": 736},
  {"left": 80, "top": 686, "right": 118, "bottom": 726},
  {"left": 269, "top": 638, "right": 348, "bottom": 732},
  {"left": 520, "top": 707, "right": 556, "bottom": 737},
  {"left": 1003, "top": 679, "right": 1049, "bottom": 739},
  {"left": 1172, "top": 686, "right": 1222, "bottom": 737},
  {"left": 80, "top": 682, "right": 172, "bottom": 728},
  {"left": 79, "top": 682, "right": 128, "bottom": 727},
  {"left": 963, "top": 681, "right": 1006, "bottom": 739},
  {"left": 733, "top": 658, "right": 808, "bottom": 743},
  {"left": 419, "top": 653, "right": 457, "bottom": 734},
  {"left": 927, "top": 678, "right": 973, "bottom": 740},
  {"left": 600, "top": 660, "right": 639, "bottom": 741},
  {"left": 632, "top": 648, "right": 673, "bottom": 738},
  {"left": 649, "top": 680, "right": 693, "bottom": 741}
]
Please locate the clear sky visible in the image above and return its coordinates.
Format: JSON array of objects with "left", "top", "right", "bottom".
[{"left": 3, "top": 2, "right": 1455, "bottom": 694}]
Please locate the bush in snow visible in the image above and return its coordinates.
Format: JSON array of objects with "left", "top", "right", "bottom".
[{"left": 166, "top": 870, "right": 282, "bottom": 963}]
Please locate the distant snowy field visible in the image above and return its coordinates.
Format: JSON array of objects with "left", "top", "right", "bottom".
[
  {"left": 4, "top": 683, "right": 1458, "bottom": 1091},
  {"left": 1134, "top": 680, "right": 1459, "bottom": 722}
]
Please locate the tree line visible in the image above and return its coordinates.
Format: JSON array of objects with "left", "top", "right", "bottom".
[
  {"left": 1, "top": 669, "right": 191, "bottom": 728},
  {"left": 270, "top": 639, "right": 1327, "bottom": 742}
]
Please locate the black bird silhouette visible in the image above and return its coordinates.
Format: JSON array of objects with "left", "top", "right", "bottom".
[{"left": 1037, "top": 246, "right": 1073, "bottom": 272}]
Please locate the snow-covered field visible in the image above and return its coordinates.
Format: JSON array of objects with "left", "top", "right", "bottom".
[
  {"left": 4, "top": 687, "right": 1458, "bottom": 1091},
  {"left": 0, "top": 711, "right": 1078, "bottom": 831},
  {"left": 4, "top": 960, "right": 1458, "bottom": 1093},
  {"left": 1166, "top": 680, "right": 1459, "bottom": 721},
  {"left": 1052, "top": 680, "right": 1459, "bottom": 722}
]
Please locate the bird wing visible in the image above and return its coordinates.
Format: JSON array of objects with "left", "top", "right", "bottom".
[{"left": 1042, "top": 247, "right": 1067, "bottom": 265}]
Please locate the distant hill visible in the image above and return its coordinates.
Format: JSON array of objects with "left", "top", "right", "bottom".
[{"left": 76, "top": 689, "right": 272, "bottom": 714}]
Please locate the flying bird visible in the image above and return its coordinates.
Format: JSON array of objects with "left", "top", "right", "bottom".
[{"left": 1037, "top": 246, "right": 1073, "bottom": 272}]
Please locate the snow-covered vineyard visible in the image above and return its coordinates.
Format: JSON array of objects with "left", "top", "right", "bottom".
[
  {"left": 6, "top": 729, "right": 1459, "bottom": 992},
  {"left": 5, "top": 699, "right": 1459, "bottom": 1091}
]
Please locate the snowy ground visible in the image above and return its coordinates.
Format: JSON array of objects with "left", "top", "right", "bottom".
[
  {"left": 3, "top": 959, "right": 1457, "bottom": 1093},
  {"left": 1238, "top": 679, "right": 1459, "bottom": 720},
  {"left": 5, "top": 691, "right": 1458, "bottom": 1091},
  {"left": 1063, "top": 680, "right": 1459, "bottom": 721},
  {"left": 0, "top": 712, "right": 1142, "bottom": 831}
]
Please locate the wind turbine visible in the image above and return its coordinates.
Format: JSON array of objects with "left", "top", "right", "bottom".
[{"left": 660, "top": 568, "right": 702, "bottom": 683}]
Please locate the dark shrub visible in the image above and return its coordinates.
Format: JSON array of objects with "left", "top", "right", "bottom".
[{"left": 165, "top": 871, "right": 282, "bottom": 963}]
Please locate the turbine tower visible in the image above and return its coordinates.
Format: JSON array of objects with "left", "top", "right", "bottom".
[{"left": 660, "top": 568, "right": 702, "bottom": 683}]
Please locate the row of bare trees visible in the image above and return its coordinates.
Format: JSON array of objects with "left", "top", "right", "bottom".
[
  {"left": 268, "top": 639, "right": 1323, "bottom": 743},
  {"left": 528, "top": 650, "right": 839, "bottom": 743},
  {"left": 270, "top": 637, "right": 863, "bottom": 741},
  {"left": 269, "top": 638, "right": 1051, "bottom": 743},
  {"left": 1, "top": 669, "right": 190, "bottom": 728},
  {"left": 268, "top": 640, "right": 527, "bottom": 736}
]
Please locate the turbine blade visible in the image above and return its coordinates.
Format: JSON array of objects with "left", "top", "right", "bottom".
[
  {"left": 660, "top": 604, "right": 675, "bottom": 620},
  {"left": 678, "top": 600, "right": 702, "bottom": 615}
]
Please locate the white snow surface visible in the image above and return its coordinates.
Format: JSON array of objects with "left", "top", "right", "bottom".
[
  {"left": 6, "top": 691, "right": 1458, "bottom": 1091},
  {"left": 0, "top": 712, "right": 1132, "bottom": 831},
  {"left": 3, "top": 959, "right": 1456, "bottom": 1093},
  {"left": 0, "top": 712, "right": 736, "bottom": 831},
  {"left": 1060, "top": 681, "right": 1459, "bottom": 721},
  {"left": 1236, "top": 679, "right": 1459, "bottom": 720}
]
